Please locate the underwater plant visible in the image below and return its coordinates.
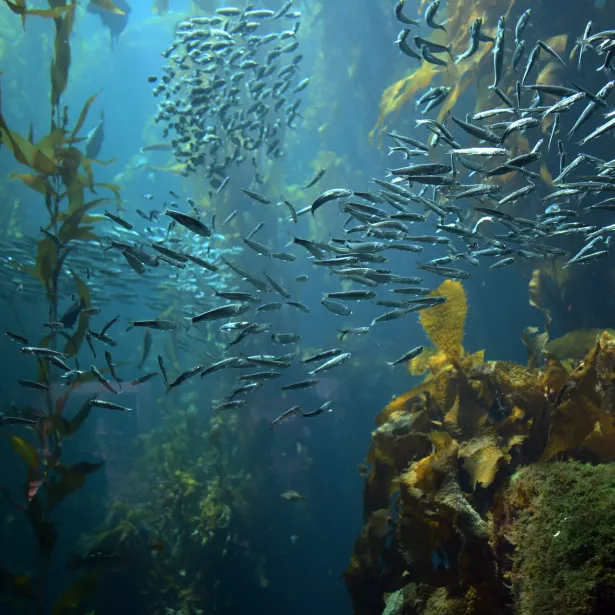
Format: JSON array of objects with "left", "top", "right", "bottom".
[
  {"left": 0, "top": 2, "right": 124, "bottom": 612},
  {"left": 345, "top": 280, "right": 615, "bottom": 614},
  {"left": 89, "top": 402, "right": 270, "bottom": 614}
]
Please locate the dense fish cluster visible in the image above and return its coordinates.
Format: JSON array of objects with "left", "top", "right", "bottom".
[
  {"left": 151, "top": 1, "right": 305, "bottom": 186},
  {"left": 5, "top": 2, "right": 615, "bottom": 427}
]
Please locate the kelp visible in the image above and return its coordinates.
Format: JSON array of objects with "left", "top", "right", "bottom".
[
  {"left": 0, "top": 4, "right": 120, "bottom": 613},
  {"left": 346, "top": 278, "right": 615, "bottom": 615}
]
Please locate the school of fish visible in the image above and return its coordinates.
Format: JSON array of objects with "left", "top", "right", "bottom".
[{"left": 3, "top": 1, "right": 615, "bottom": 428}]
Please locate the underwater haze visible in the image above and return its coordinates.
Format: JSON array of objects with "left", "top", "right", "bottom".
[{"left": 2, "top": 1, "right": 615, "bottom": 614}]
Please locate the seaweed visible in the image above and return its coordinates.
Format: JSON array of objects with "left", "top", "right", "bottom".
[
  {"left": 0, "top": 5, "right": 121, "bottom": 613},
  {"left": 346, "top": 280, "right": 615, "bottom": 614}
]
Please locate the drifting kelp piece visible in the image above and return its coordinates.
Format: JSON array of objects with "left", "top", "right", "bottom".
[
  {"left": 528, "top": 269, "right": 551, "bottom": 330},
  {"left": 540, "top": 397, "right": 600, "bottom": 461},
  {"left": 10, "top": 173, "right": 52, "bottom": 195},
  {"left": 521, "top": 326, "right": 548, "bottom": 369},
  {"left": 50, "top": 9, "right": 74, "bottom": 108},
  {"left": 70, "top": 91, "right": 101, "bottom": 141},
  {"left": 6, "top": 434, "right": 39, "bottom": 472},
  {"left": 459, "top": 433, "right": 511, "bottom": 490},
  {"left": 539, "top": 354, "right": 570, "bottom": 397},
  {"left": 419, "top": 280, "right": 466, "bottom": 365}
]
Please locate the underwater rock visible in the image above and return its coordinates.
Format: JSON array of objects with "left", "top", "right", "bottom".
[{"left": 495, "top": 462, "right": 615, "bottom": 615}]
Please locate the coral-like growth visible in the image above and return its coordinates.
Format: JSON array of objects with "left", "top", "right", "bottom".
[{"left": 346, "top": 281, "right": 615, "bottom": 614}]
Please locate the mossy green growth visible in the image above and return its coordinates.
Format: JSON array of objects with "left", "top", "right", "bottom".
[{"left": 508, "top": 463, "right": 615, "bottom": 615}]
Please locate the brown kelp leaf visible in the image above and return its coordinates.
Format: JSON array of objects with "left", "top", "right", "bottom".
[
  {"left": 459, "top": 434, "right": 509, "bottom": 490},
  {"left": 89, "top": 0, "right": 126, "bottom": 15},
  {"left": 47, "top": 461, "right": 105, "bottom": 509},
  {"left": 52, "top": 575, "right": 100, "bottom": 615},
  {"left": 540, "top": 397, "right": 600, "bottom": 461},
  {"left": 26, "top": 495, "right": 57, "bottom": 558},
  {"left": 522, "top": 327, "right": 548, "bottom": 369},
  {"left": 70, "top": 91, "right": 101, "bottom": 141},
  {"left": 351, "top": 509, "right": 392, "bottom": 570},
  {"left": 375, "top": 381, "right": 433, "bottom": 426},
  {"left": 6, "top": 434, "right": 39, "bottom": 472},
  {"left": 582, "top": 411, "right": 615, "bottom": 462},
  {"left": 50, "top": 11, "right": 74, "bottom": 108},
  {"left": 528, "top": 268, "right": 552, "bottom": 331},
  {"left": 408, "top": 347, "right": 448, "bottom": 376},
  {"left": 62, "top": 269, "right": 91, "bottom": 357},
  {"left": 10, "top": 173, "right": 53, "bottom": 195},
  {"left": 371, "top": 410, "right": 433, "bottom": 470},
  {"left": 4, "top": 0, "right": 74, "bottom": 23},
  {"left": 66, "top": 396, "right": 96, "bottom": 436},
  {"left": 540, "top": 354, "right": 570, "bottom": 395},
  {"left": 0, "top": 127, "right": 56, "bottom": 174},
  {"left": 35, "top": 237, "right": 57, "bottom": 298},
  {"left": 402, "top": 431, "right": 457, "bottom": 494},
  {"left": 94, "top": 182, "right": 122, "bottom": 207},
  {"left": 419, "top": 280, "right": 467, "bottom": 364},
  {"left": 547, "top": 329, "right": 615, "bottom": 361}
]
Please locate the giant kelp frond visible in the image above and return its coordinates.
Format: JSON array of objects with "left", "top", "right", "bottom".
[{"left": 419, "top": 280, "right": 467, "bottom": 364}]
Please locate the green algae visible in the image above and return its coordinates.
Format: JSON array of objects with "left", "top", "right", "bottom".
[{"left": 507, "top": 463, "right": 615, "bottom": 615}]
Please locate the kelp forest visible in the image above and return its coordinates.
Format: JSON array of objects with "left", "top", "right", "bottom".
[{"left": 2, "top": 0, "right": 615, "bottom": 614}]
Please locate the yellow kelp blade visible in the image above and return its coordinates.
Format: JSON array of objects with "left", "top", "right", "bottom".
[{"left": 419, "top": 280, "right": 467, "bottom": 364}]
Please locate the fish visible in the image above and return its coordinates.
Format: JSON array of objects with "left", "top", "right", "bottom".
[
  {"left": 456, "top": 18, "right": 483, "bottom": 64},
  {"left": 311, "top": 189, "right": 353, "bottom": 216},
  {"left": 321, "top": 298, "right": 352, "bottom": 315},
  {"left": 5, "top": 330, "right": 28, "bottom": 345},
  {"left": 105, "top": 350, "right": 123, "bottom": 391},
  {"left": 104, "top": 210, "right": 133, "bottom": 231},
  {"left": 164, "top": 210, "right": 211, "bottom": 238},
  {"left": 395, "top": 0, "right": 419, "bottom": 26},
  {"left": 387, "top": 346, "right": 424, "bottom": 366},
  {"left": 85, "top": 111, "right": 105, "bottom": 160},
  {"left": 213, "top": 400, "right": 248, "bottom": 413},
  {"left": 130, "top": 371, "right": 162, "bottom": 386},
  {"left": 60, "top": 298, "right": 85, "bottom": 329},
  {"left": 308, "top": 352, "right": 351, "bottom": 375},
  {"left": 18, "top": 379, "right": 50, "bottom": 391},
  {"left": 300, "top": 400, "right": 334, "bottom": 418},
  {"left": 269, "top": 406, "right": 301, "bottom": 428},
  {"left": 128, "top": 320, "right": 177, "bottom": 331},
  {"left": 425, "top": 0, "right": 446, "bottom": 31},
  {"left": 281, "top": 490, "right": 305, "bottom": 501},
  {"left": 90, "top": 366, "right": 119, "bottom": 395},
  {"left": 241, "top": 188, "right": 271, "bottom": 205},
  {"left": 271, "top": 333, "right": 301, "bottom": 345},
  {"left": 303, "top": 168, "right": 327, "bottom": 189},
  {"left": 191, "top": 304, "right": 250, "bottom": 324},
  {"left": 280, "top": 379, "right": 319, "bottom": 391},
  {"left": 168, "top": 365, "right": 205, "bottom": 390},
  {"left": 515, "top": 9, "right": 531, "bottom": 44}
]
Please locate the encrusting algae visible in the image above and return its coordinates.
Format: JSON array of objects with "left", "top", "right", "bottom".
[{"left": 346, "top": 280, "right": 615, "bottom": 615}]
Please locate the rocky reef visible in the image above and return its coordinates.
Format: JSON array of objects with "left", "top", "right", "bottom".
[{"left": 345, "top": 281, "right": 615, "bottom": 615}]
